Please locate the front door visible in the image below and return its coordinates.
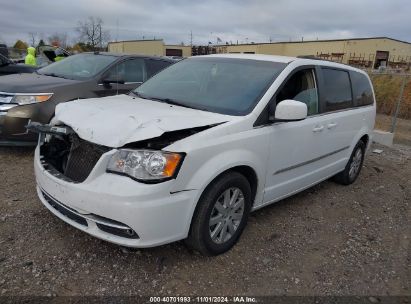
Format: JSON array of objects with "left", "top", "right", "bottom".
[
  {"left": 262, "top": 67, "right": 336, "bottom": 205},
  {"left": 95, "top": 58, "right": 146, "bottom": 97}
]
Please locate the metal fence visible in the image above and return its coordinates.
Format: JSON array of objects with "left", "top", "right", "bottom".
[{"left": 369, "top": 71, "right": 411, "bottom": 145}]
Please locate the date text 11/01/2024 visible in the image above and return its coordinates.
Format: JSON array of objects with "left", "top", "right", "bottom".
[{"left": 149, "top": 296, "right": 257, "bottom": 303}]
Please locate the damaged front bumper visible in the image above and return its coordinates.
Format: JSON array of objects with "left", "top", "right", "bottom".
[{"left": 33, "top": 124, "right": 199, "bottom": 247}]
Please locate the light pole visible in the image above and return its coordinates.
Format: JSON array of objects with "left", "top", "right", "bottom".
[{"left": 99, "top": 24, "right": 102, "bottom": 51}]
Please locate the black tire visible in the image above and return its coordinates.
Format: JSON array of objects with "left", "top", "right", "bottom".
[
  {"left": 185, "top": 171, "right": 252, "bottom": 256},
  {"left": 333, "top": 140, "right": 366, "bottom": 185}
]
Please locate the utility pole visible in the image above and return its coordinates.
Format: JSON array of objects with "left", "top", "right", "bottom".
[
  {"left": 116, "top": 19, "right": 119, "bottom": 42},
  {"left": 190, "top": 30, "right": 193, "bottom": 46},
  {"left": 391, "top": 75, "right": 408, "bottom": 133},
  {"left": 99, "top": 24, "right": 102, "bottom": 50}
]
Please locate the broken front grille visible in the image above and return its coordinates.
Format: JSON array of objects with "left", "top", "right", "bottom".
[
  {"left": 40, "top": 129, "right": 110, "bottom": 183},
  {"left": 64, "top": 136, "right": 109, "bottom": 182}
]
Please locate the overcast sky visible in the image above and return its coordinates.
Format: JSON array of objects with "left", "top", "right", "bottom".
[{"left": 0, "top": 0, "right": 410, "bottom": 46}]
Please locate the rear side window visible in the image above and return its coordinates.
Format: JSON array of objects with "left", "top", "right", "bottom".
[
  {"left": 322, "top": 68, "right": 353, "bottom": 112},
  {"left": 350, "top": 71, "right": 374, "bottom": 106},
  {"left": 105, "top": 58, "right": 145, "bottom": 83},
  {"left": 146, "top": 59, "right": 172, "bottom": 79}
]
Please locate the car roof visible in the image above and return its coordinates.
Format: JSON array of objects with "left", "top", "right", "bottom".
[
  {"left": 197, "top": 53, "right": 366, "bottom": 74},
  {"left": 82, "top": 52, "right": 177, "bottom": 62},
  {"left": 204, "top": 53, "right": 296, "bottom": 63}
]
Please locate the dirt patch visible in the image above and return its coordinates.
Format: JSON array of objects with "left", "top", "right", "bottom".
[{"left": 0, "top": 144, "right": 410, "bottom": 296}]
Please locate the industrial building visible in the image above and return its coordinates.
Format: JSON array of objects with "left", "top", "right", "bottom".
[
  {"left": 108, "top": 37, "right": 411, "bottom": 69},
  {"left": 215, "top": 37, "right": 411, "bottom": 69},
  {"left": 107, "top": 39, "right": 191, "bottom": 57}
]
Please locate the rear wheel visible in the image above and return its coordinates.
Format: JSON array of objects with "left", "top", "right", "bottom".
[
  {"left": 185, "top": 172, "right": 252, "bottom": 256},
  {"left": 333, "top": 140, "right": 366, "bottom": 185}
]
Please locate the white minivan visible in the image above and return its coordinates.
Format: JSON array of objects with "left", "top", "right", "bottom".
[{"left": 32, "top": 54, "right": 375, "bottom": 255}]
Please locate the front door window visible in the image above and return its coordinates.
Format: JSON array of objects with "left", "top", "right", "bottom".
[{"left": 276, "top": 69, "right": 319, "bottom": 116}]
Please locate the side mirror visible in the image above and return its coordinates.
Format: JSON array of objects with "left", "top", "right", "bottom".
[
  {"left": 270, "top": 99, "right": 307, "bottom": 122},
  {"left": 102, "top": 76, "right": 125, "bottom": 87}
]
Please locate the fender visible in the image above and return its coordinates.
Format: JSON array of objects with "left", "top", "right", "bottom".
[
  {"left": 348, "top": 128, "right": 372, "bottom": 157},
  {"left": 174, "top": 146, "right": 269, "bottom": 237}
]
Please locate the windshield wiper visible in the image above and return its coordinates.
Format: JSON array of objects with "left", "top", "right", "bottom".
[
  {"left": 42, "top": 72, "right": 67, "bottom": 79},
  {"left": 129, "top": 91, "right": 150, "bottom": 100},
  {"left": 131, "top": 92, "right": 204, "bottom": 111},
  {"left": 148, "top": 96, "right": 199, "bottom": 110}
]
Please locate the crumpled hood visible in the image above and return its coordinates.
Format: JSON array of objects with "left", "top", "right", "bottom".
[{"left": 55, "top": 94, "right": 232, "bottom": 148}]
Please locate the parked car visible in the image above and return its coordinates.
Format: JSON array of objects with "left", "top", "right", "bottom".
[
  {"left": 0, "top": 53, "right": 38, "bottom": 76},
  {"left": 6, "top": 45, "right": 71, "bottom": 65},
  {"left": 35, "top": 45, "right": 71, "bottom": 67},
  {"left": 31, "top": 54, "right": 376, "bottom": 255},
  {"left": 0, "top": 52, "right": 176, "bottom": 146}
]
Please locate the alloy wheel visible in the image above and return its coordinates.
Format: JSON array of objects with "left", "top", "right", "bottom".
[
  {"left": 349, "top": 148, "right": 363, "bottom": 180},
  {"left": 209, "top": 187, "right": 245, "bottom": 244}
]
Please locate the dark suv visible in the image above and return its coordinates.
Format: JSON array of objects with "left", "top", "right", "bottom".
[{"left": 0, "top": 52, "right": 176, "bottom": 145}]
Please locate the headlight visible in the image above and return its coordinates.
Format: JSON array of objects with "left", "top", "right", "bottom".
[
  {"left": 11, "top": 94, "right": 53, "bottom": 105},
  {"left": 107, "top": 149, "right": 184, "bottom": 182}
]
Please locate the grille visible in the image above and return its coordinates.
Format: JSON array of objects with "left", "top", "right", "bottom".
[
  {"left": 0, "top": 93, "right": 13, "bottom": 104},
  {"left": 42, "top": 190, "right": 88, "bottom": 226},
  {"left": 40, "top": 130, "right": 110, "bottom": 183},
  {"left": 41, "top": 189, "right": 140, "bottom": 239},
  {"left": 63, "top": 136, "right": 109, "bottom": 183},
  {"left": 41, "top": 189, "right": 139, "bottom": 239}
]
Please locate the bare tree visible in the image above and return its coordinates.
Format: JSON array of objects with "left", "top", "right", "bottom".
[
  {"left": 76, "top": 16, "right": 110, "bottom": 50},
  {"left": 28, "top": 32, "right": 38, "bottom": 47}
]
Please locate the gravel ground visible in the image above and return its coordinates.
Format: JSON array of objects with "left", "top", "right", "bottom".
[{"left": 0, "top": 143, "right": 410, "bottom": 297}]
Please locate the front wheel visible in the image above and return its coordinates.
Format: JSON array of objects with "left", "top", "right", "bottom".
[
  {"left": 185, "top": 172, "right": 252, "bottom": 256},
  {"left": 333, "top": 140, "right": 366, "bottom": 185}
]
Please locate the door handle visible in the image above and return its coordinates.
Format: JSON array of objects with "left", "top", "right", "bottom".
[
  {"left": 327, "top": 123, "right": 337, "bottom": 129},
  {"left": 312, "top": 125, "right": 324, "bottom": 132}
]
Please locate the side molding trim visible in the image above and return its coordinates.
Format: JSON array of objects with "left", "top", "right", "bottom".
[{"left": 274, "top": 146, "right": 350, "bottom": 175}]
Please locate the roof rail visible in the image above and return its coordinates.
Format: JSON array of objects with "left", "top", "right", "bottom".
[
  {"left": 297, "top": 55, "right": 324, "bottom": 60},
  {"left": 297, "top": 55, "right": 343, "bottom": 64}
]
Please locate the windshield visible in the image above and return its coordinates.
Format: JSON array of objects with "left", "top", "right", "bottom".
[
  {"left": 134, "top": 57, "right": 286, "bottom": 115},
  {"left": 37, "top": 53, "right": 117, "bottom": 80}
]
